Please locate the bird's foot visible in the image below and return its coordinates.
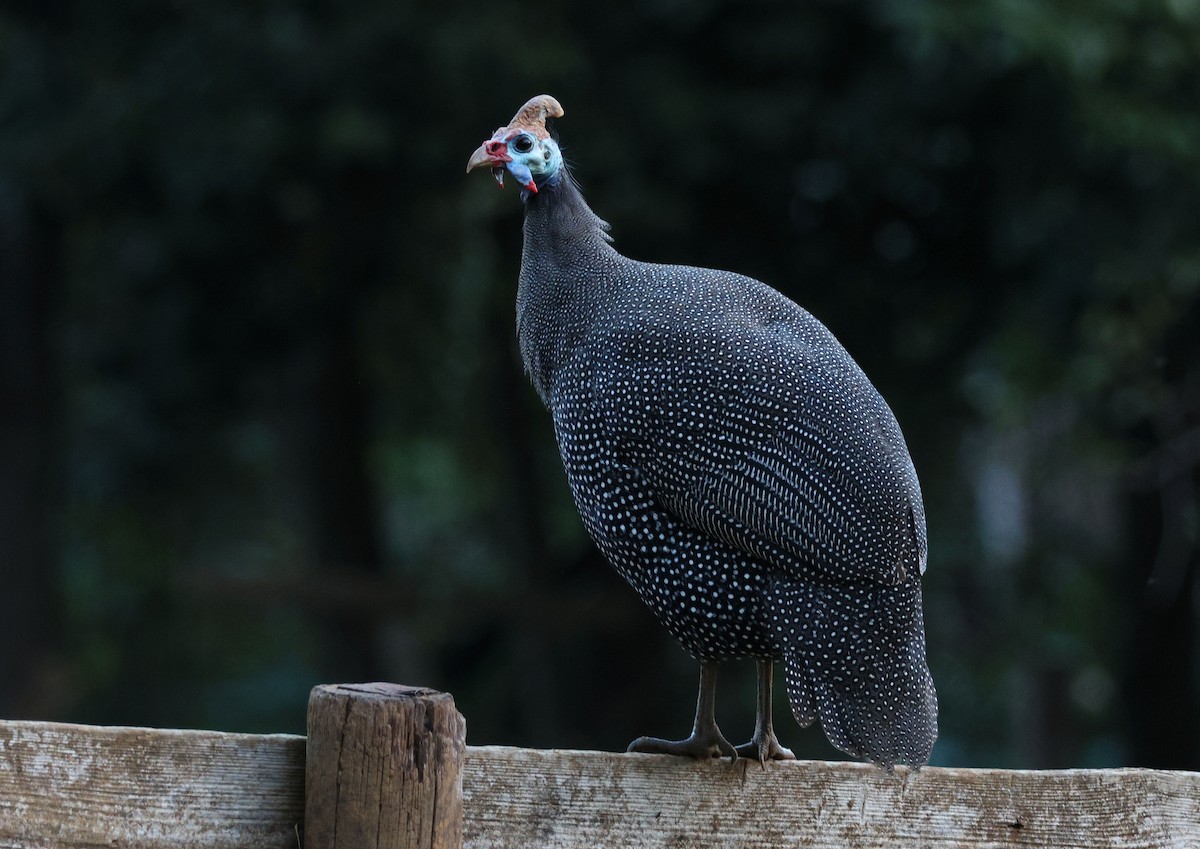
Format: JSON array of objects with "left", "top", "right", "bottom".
[
  {"left": 735, "top": 730, "right": 796, "bottom": 764},
  {"left": 627, "top": 726, "right": 738, "bottom": 761}
]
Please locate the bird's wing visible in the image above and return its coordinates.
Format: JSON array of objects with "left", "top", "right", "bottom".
[{"left": 584, "top": 283, "right": 927, "bottom": 588}]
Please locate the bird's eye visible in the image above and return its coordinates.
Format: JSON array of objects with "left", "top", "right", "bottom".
[{"left": 513, "top": 135, "right": 534, "bottom": 154}]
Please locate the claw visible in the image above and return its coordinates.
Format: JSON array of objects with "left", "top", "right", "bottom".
[
  {"left": 626, "top": 661, "right": 737, "bottom": 762},
  {"left": 628, "top": 729, "right": 738, "bottom": 762},
  {"left": 735, "top": 732, "right": 796, "bottom": 764}
]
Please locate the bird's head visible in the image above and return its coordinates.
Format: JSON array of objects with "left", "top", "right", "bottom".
[{"left": 466, "top": 95, "right": 564, "bottom": 194}]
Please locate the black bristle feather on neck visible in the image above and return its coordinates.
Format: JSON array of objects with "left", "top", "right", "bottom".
[{"left": 522, "top": 165, "right": 613, "bottom": 244}]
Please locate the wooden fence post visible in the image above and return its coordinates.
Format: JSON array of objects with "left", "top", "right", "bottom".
[{"left": 305, "top": 683, "right": 466, "bottom": 849}]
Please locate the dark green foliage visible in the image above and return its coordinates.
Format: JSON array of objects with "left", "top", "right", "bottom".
[{"left": 0, "top": 0, "right": 1196, "bottom": 766}]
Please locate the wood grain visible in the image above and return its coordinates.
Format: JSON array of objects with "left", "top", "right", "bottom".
[
  {"left": 0, "top": 720, "right": 304, "bottom": 848},
  {"left": 305, "top": 683, "right": 466, "bottom": 849},
  {"left": 462, "top": 747, "right": 1200, "bottom": 849},
  {"left": 2, "top": 718, "right": 1198, "bottom": 848}
]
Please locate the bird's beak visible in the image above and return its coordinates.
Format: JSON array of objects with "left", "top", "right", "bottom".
[
  {"left": 466, "top": 144, "right": 499, "bottom": 173},
  {"left": 466, "top": 139, "right": 513, "bottom": 188}
]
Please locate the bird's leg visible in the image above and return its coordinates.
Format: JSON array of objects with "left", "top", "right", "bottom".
[
  {"left": 626, "top": 660, "right": 738, "bottom": 761},
  {"left": 735, "top": 660, "right": 796, "bottom": 762}
]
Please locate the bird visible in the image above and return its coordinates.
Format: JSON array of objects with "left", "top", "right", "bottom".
[{"left": 467, "top": 95, "right": 937, "bottom": 769}]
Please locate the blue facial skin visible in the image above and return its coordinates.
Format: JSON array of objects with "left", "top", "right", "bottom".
[
  {"left": 504, "top": 133, "right": 562, "bottom": 193},
  {"left": 506, "top": 160, "right": 535, "bottom": 190}
]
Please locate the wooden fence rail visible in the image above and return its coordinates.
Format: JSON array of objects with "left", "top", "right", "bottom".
[{"left": 1, "top": 683, "right": 1198, "bottom": 849}]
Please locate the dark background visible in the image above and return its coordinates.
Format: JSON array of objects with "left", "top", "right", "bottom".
[{"left": 2, "top": 0, "right": 1197, "bottom": 770}]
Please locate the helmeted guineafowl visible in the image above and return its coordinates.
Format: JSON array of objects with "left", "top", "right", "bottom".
[{"left": 467, "top": 95, "right": 937, "bottom": 768}]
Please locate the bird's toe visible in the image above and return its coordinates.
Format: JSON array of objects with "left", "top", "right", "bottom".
[
  {"left": 735, "top": 732, "right": 796, "bottom": 763},
  {"left": 627, "top": 729, "right": 738, "bottom": 761}
]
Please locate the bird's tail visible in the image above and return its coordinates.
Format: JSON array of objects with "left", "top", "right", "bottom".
[{"left": 775, "top": 579, "right": 937, "bottom": 768}]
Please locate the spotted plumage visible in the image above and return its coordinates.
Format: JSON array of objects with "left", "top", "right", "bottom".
[{"left": 469, "top": 96, "right": 937, "bottom": 768}]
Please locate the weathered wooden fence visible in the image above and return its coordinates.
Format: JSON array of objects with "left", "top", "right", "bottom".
[{"left": 1, "top": 682, "right": 1198, "bottom": 849}]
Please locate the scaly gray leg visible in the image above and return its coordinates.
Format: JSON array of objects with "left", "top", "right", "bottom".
[
  {"left": 735, "top": 659, "right": 796, "bottom": 762},
  {"left": 627, "top": 660, "right": 738, "bottom": 761}
]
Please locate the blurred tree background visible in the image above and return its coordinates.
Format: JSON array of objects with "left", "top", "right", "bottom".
[{"left": 1, "top": 0, "right": 1197, "bottom": 770}]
